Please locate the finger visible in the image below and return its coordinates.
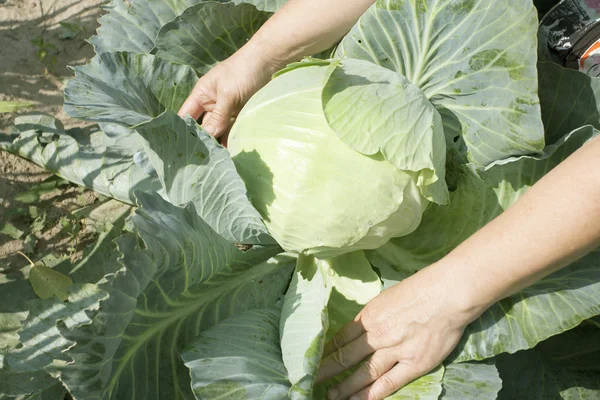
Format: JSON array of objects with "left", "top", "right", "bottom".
[
  {"left": 202, "top": 111, "right": 212, "bottom": 125},
  {"left": 317, "top": 333, "right": 375, "bottom": 383},
  {"left": 352, "top": 362, "right": 426, "bottom": 400},
  {"left": 203, "top": 97, "right": 235, "bottom": 138},
  {"left": 323, "top": 319, "right": 366, "bottom": 358},
  {"left": 327, "top": 350, "right": 397, "bottom": 400},
  {"left": 178, "top": 90, "right": 206, "bottom": 120}
]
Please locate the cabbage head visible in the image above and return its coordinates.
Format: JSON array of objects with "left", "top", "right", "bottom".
[{"left": 229, "top": 60, "right": 444, "bottom": 257}]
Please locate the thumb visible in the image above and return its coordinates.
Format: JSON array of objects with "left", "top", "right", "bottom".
[
  {"left": 203, "top": 98, "right": 235, "bottom": 138},
  {"left": 178, "top": 84, "right": 206, "bottom": 120}
]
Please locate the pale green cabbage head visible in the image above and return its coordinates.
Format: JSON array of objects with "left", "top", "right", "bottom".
[{"left": 229, "top": 62, "right": 431, "bottom": 257}]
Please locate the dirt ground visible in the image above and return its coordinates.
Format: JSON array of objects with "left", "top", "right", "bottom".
[{"left": 0, "top": 0, "right": 105, "bottom": 268}]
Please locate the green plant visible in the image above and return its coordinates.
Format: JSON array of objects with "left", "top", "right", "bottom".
[
  {"left": 0, "top": 0, "right": 599, "bottom": 399},
  {"left": 31, "top": 36, "right": 57, "bottom": 70},
  {"left": 0, "top": 101, "right": 35, "bottom": 113},
  {"left": 58, "top": 21, "right": 87, "bottom": 40}
]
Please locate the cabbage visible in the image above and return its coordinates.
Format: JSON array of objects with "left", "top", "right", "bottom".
[{"left": 229, "top": 62, "right": 430, "bottom": 257}]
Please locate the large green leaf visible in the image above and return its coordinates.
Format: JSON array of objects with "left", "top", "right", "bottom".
[
  {"left": 336, "top": 0, "right": 544, "bottom": 167},
  {"left": 64, "top": 52, "right": 197, "bottom": 126},
  {"left": 181, "top": 308, "right": 290, "bottom": 399},
  {"left": 387, "top": 366, "right": 444, "bottom": 399},
  {"left": 440, "top": 361, "right": 502, "bottom": 399},
  {"left": 0, "top": 383, "right": 67, "bottom": 400},
  {"left": 0, "top": 370, "right": 59, "bottom": 398},
  {"left": 134, "top": 111, "right": 273, "bottom": 244},
  {"left": 496, "top": 317, "right": 600, "bottom": 399},
  {"left": 0, "top": 267, "right": 37, "bottom": 353},
  {"left": 65, "top": 53, "right": 270, "bottom": 243},
  {"left": 153, "top": 2, "right": 271, "bottom": 75},
  {"left": 4, "top": 288, "right": 107, "bottom": 374},
  {"left": 280, "top": 254, "right": 330, "bottom": 400},
  {"left": 365, "top": 126, "right": 600, "bottom": 362},
  {"left": 321, "top": 252, "right": 382, "bottom": 343},
  {"left": 0, "top": 114, "right": 162, "bottom": 204},
  {"left": 90, "top": 0, "right": 285, "bottom": 55},
  {"left": 89, "top": 0, "right": 199, "bottom": 54},
  {"left": 0, "top": 213, "right": 129, "bottom": 398},
  {"left": 0, "top": 288, "right": 107, "bottom": 399},
  {"left": 538, "top": 62, "right": 600, "bottom": 145},
  {"left": 322, "top": 58, "right": 448, "bottom": 204},
  {"left": 313, "top": 252, "right": 382, "bottom": 398},
  {"left": 51, "top": 192, "right": 292, "bottom": 399}
]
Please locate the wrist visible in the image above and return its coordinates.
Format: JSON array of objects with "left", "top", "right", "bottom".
[
  {"left": 424, "top": 259, "right": 495, "bottom": 326},
  {"left": 243, "top": 31, "right": 303, "bottom": 73}
]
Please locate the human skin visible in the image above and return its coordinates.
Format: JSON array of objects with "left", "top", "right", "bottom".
[
  {"left": 177, "top": 0, "right": 376, "bottom": 140},
  {"left": 178, "top": 1, "right": 600, "bottom": 399},
  {"left": 316, "top": 134, "right": 600, "bottom": 399}
]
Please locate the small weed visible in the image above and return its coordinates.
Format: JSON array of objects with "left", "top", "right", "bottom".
[
  {"left": 59, "top": 21, "right": 87, "bottom": 40},
  {"left": 30, "top": 36, "right": 58, "bottom": 72}
]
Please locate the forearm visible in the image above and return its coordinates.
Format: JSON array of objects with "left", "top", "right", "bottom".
[
  {"left": 241, "top": 0, "right": 375, "bottom": 71},
  {"left": 434, "top": 135, "right": 600, "bottom": 321}
]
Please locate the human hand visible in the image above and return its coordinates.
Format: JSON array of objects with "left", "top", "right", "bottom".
[
  {"left": 178, "top": 44, "right": 282, "bottom": 142},
  {"left": 316, "top": 264, "right": 481, "bottom": 400}
]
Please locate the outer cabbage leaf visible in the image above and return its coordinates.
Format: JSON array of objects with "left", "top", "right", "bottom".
[
  {"left": 0, "top": 204, "right": 130, "bottom": 398},
  {"left": 4, "top": 288, "right": 107, "bottom": 374},
  {"left": 134, "top": 111, "right": 274, "bottom": 244},
  {"left": 0, "top": 383, "right": 67, "bottom": 400},
  {"left": 279, "top": 254, "right": 330, "bottom": 400},
  {"left": 153, "top": 2, "right": 271, "bottom": 75},
  {"left": 181, "top": 308, "right": 290, "bottom": 399},
  {"left": 0, "top": 370, "right": 60, "bottom": 398},
  {"left": 90, "top": 0, "right": 285, "bottom": 55},
  {"left": 51, "top": 192, "right": 292, "bottom": 400},
  {"left": 440, "top": 361, "right": 502, "bottom": 399},
  {"left": 365, "top": 126, "right": 600, "bottom": 361},
  {"left": 321, "top": 252, "right": 382, "bottom": 343},
  {"left": 0, "top": 114, "right": 162, "bottom": 204},
  {"left": 64, "top": 52, "right": 197, "bottom": 127},
  {"left": 387, "top": 366, "right": 444, "bottom": 399},
  {"left": 336, "top": 0, "right": 544, "bottom": 167},
  {"left": 538, "top": 61, "right": 600, "bottom": 144},
  {"left": 322, "top": 58, "right": 448, "bottom": 204},
  {"left": 313, "top": 252, "right": 382, "bottom": 398},
  {"left": 283, "top": 252, "right": 447, "bottom": 400},
  {"left": 89, "top": 0, "right": 199, "bottom": 54},
  {"left": 496, "top": 317, "right": 600, "bottom": 399},
  {"left": 0, "top": 286, "right": 107, "bottom": 398},
  {"left": 64, "top": 53, "right": 270, "bottom": 243}
]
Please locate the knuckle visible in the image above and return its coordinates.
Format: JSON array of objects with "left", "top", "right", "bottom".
[
  {"left": 358, "top": 306, "right": 373, "bottom": 323},
  {"left": 404, "top": 353, "right": 424, "bottom": 367},
  {"left": 367, "top": 325, "right": 387, "bottom": 343},
  {"left": 332, "top": 347, "right": 351, "bottom": 368},
  {"left": 210, "top": 108, "right": 228, "bottom": 122},
  {"left": 190, "top": 85, "right": 210, "bottom": 101},
  {"left": 400, "top": 354, "right": 429, "bottom": 376},
  {"left": 361, "top": 357, "right": 382, "bottom": 379},
  {"left": 331, "top": 333, "right": 343, "bottom": 352},
  {"left": 376, "top": 373, "right": 397, "bottom": 394}
]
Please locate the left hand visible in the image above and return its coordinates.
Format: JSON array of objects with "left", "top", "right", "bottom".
[{"left": 316, "top": 263, "right": 481, "bottom": 400}]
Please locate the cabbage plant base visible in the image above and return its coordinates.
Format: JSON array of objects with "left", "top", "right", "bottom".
[{"left": 1, "top": 0, "right": 600, "bottom": 399}]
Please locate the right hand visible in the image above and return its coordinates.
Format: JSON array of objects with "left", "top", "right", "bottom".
[{"left": 177, "top": 46, "right": 281, "bottom": 142}]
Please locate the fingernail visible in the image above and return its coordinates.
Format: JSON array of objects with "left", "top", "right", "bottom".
[
  {"left": 327, "top": 388, "right": 339, "bottom": 400},
  {"left": 204, "top": 125, "right": 216, "bottom": 135}
]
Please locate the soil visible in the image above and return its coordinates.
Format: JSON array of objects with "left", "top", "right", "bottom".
[{"left": 0, "top": 0, "right": 105, "bottom": 269}]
